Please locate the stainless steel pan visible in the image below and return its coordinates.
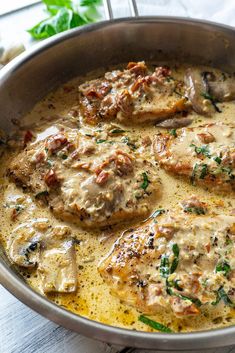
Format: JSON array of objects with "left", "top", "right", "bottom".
[{"left": 0, "top": 12, "right": 235, "bottom": 350}]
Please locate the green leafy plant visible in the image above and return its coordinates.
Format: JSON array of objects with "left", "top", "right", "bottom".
[{"left": 28, "top": 0, "right": 102, "bottom": 40}]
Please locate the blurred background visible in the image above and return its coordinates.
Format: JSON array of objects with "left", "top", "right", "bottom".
[{"left": 0, "top": 1, "right": 235, "bottom": 353}]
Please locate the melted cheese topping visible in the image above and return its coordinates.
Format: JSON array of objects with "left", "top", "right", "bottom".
[{"left": 0, "top": 63, "right": 234, "bottom": 333}]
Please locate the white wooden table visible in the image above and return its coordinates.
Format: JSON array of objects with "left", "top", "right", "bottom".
[{"left": 0, "top": 1, "right": 235, "bottom": 352}]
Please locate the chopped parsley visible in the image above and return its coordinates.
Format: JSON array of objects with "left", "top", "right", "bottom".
[
  {"left": 190, "top": 163, "right": 210, "bottom": 183},
  {"left": 61, "top": 154, "right": 68, "bottom": 160},
  {"left": 151, "top": 208, "right": 165, "bottom": 219},
  {"left": 190, "top": 144, "right": 211, "bottom": 158},
  {"left": 169, "top": 129, "right": 177, "bottom": 137},
  {"left": 167, "top": 288, "right": 202, "bottom": 307},
  {"left": 96, "top": 139, "right": 107, "bottom": 144},
  {"left": 15, "top": 205, "right": 24, "bottom": 213},
  {"left": 212, "top": 287, "right": 234, "bottom": 307},
  {"left": 35, "top": 190, "right": 49, "bottom": 199},
  {"left": 110, "top": 128, "right": 126, "bottom": 134},
  {"left": 160, "top": 255, "right": 170, "bottom": 278},
  {"left": 121, "top": 136, "right": 137, "bottom": 150},
  {"left": 215, "top": 261, "right": 231, "bottom": 277},
  {"left": 170, "top": 244, "right": 180, "bottom": 274},
  {"left": 190, "top": 144, "right": 223, "bottom": 169},
  {"left": 138, "top": 315, "right": 173, "bottom": 333},
  {"left": 199, "top": 164, "right": 208, "bottom": 179},
  {"left": 213, "top": 156, "right": 221, "bottom": 164},
  {"left": 183, "top": 206, "right": 206, "bottom": 215},
  {"left": 191, "top": 163, "right": 198, "bottom": 185},
  {"left": 141, "top": 172, "right": 150, "bottom": 191},
  {"left": 160, "top": 243, "right": 179, "bottom": 278},
  {"left": 168, "top": 279, "right": 183, "bottom": 291},
  {"left": 221, "top": 167, "right": 234, "bottom": 180}
]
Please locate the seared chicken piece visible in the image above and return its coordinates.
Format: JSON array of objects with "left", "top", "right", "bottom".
[
  {"left": 153, "top": 123, "right": 235, "bottom": 192},
  {"left": 8, "top": 219, "right": 77, "bottom": 293},
  {"left": 99, "top": 199, "right": 235, "bottom": 317},
  {"left": 8, "top": 125, "right": 160, "bottom": 227},
  {"left": 79, "top": 62, "right": 188, "bottom": 125}
]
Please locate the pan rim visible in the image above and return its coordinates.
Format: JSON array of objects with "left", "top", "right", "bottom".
[{"left": 0, "top": 16, "right": 235, "bottom": 350}]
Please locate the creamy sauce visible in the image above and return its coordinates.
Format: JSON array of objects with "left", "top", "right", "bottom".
[{"left": 0, "top": 63, "right": 234, "bottom": 333}]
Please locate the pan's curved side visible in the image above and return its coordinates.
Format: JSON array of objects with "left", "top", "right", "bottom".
[{"left": 0, "top": 17, "right": 235, "bottom": 350}]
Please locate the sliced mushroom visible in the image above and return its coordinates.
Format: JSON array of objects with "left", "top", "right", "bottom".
[
  {"left": 38, "top": 226, "right": 77, "bottom": 293},
  {"left": 155, "top": 117, "right": 193, "bottom": 128},
  {"left": 184, "top": 68, "right": 215, "bottom": 116},
  {"left": 9, "top": 220, "right": 78, "bottom": 293},
  {"left": 202, "top": 71, "right": 235, "bottom": 102},
  {"left": 9, "top": 218, "right": 49, "bottom": 268}
]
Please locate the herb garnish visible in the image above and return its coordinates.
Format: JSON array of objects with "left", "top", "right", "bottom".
[
  {"left": 191, "top": 162, "right": 209, "bottom": 184},
  {"left": 138, "top": 315, "right": 173, "bottom": 333},
  {"left": 199, "top": 164, "right": 208, "bottom": 179},
  {"left": 141, "top": 172, "right": 149, "bottom": 191},
  {"left": 110, "top": 128, "right": 126, "bottom": 134},
  {"left": 61, "top": 154, "right": 68, "bottom": 160},
  {"left": 160, "top": 243, "right": 179, "bottom": 278},
  {"left": 191, "top": 163, "right": 198, "bottom": 185},
  {"left": 170, "top": 244, "right": 180, "bottom": 274},
  {"left": 35, "top": 190, "right": 49, "bottom": 199},
  {"left": 96, "top": 139, "right": 107, "bottom": 144},
  {"left": 169, "top": 129, "right": 177, "bottom": 137},
  {"left": 167, "top": 288, "right": 202, "bottom": 307},
  {"left": 151, "top": 208, "right": 165, "bottom": 219},
  {"left": 190, "top": 144, "right": 222, "bottom": 167},
  {"left": 168, "top": 279, "right": 183, "bottom": 291},
  {"left": 215, "top": 261, "right": 231, "bottom": 277},
  {"left": 213, "top": 156, "right": 221, "bottom": 164},
  {"left": 183, "top": 206, "right": 206, "bottom": 215},
  {"left": 190, "top": 144, "right": 211, "bottom": 158},
  {"left": 212, "top": 287, "right": 234, "bottom": 307},
  {"left": 201, "top": 92, "right": 222, "bottom": 113},
  {"left": 28, "top": 0, "right": 101, "bottom": 40},
  {"left": 121, "top": 136, "right": 137, "bottom": 150},
  {"left": 160, "top": 255, "right": 170, "bottom": 278},
  {"left": 221, "top": 167, "right": 234, "bottom": 180}
]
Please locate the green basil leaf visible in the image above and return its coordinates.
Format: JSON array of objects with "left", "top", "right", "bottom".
[
  {"left": 151, "top": 208, "right": 165, "bottom": 218},
  {"left": 160, "top": 255, "right": 170, "bottom": 278},
  {"left": 212, "top": 287, "right": 234, "bottom": 307},
  {"left": 28, "top": 8, "right": 74, "bottom": 39},
  {"left": 141, "top": 172, "right": 149, "bottom": 191},
  {"left": 43, "top": 0, "right": 73, "bottom": 15},
  {"left": 215, "top": 261, "right": 231, "bottom": 276},
  {"left": 170, "top": 243, "right": 179, "bottom": 274},
  {"left": 169, "top": 129, "right": 177, "bottom": 137},
  {"left": 183, "top": 206, "right": 206, "bottom": 215},
  {"left": 80, "top": 0, "right": 101, "bottom": 5},
  {"left": 138, "top": 315, "right": 173, "bottom": 333}
]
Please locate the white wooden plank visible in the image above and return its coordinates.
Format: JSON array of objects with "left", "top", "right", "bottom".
[{"left": 1, "top": 1, "right": 235, "bottom": 352}]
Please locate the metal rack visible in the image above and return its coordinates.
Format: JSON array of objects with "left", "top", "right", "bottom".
[{"left": 103, "top": 0, "right": 139, "bottom": 19}]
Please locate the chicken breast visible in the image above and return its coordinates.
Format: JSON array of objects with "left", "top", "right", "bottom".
[
  {"left": 99, "top": 198, "right": 235, "bottom": 317},
  {"left": 78, "top": 62, "right": 188, "bottom": 125},
  {"left": 153, "top": 123, "right": 235, "bottom": 192},
  {"left": 8, "top": 125, "right": 160, "bottom": 227}
]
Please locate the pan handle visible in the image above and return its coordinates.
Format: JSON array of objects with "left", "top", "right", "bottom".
[
  {"left": 129, "top": 0, "right": 139, "bottom": 17},
  {"left": 103, "top": 0, "right": 139, "bottom": 20}
]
